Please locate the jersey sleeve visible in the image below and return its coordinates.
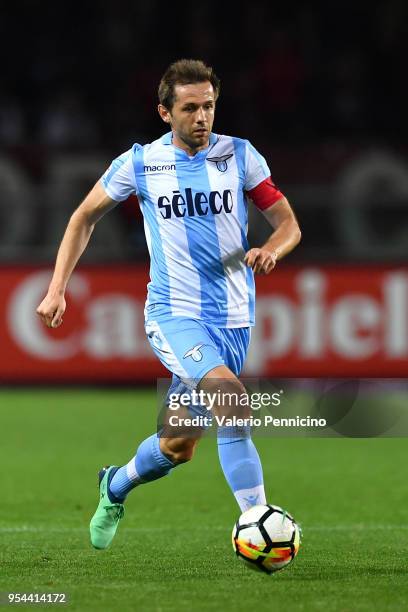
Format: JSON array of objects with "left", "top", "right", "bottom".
[
  {"left": 100, "top": 148, "right": 137, "bottom": 202},
  {"left": 244, "top": 140, "right": 271, "bottom": 191},
  {"left": 244, "top": 141, "right": 284, "bottom": 210}
]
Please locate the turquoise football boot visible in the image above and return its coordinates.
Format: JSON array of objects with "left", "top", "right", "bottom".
[{"left": 90, "top": 466, "right": 125, "bottom": 550}]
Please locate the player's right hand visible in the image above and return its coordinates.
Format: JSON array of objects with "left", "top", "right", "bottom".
[
  {"left": 244, "top": 247, "right": 278, "bottom": 274},
  {"left": 36, "top": 293, "right": 66, "bottom": 328}
]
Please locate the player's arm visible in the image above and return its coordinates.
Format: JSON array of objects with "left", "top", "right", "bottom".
[
  {"left": 36, "top": 181, "right": 118, "bottom": 328},
  {"left": 244, "top": 178, "right": 301, "bottom": 274}
]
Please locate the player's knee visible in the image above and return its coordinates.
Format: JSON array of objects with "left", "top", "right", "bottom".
[
  {"left": 160, "top": 438, "right": 197, "bottom": 464},
  {"left": 204, "top": 378, "right": 245, "bottom": 398},
  {"left": 202, "top": 376, "right": 248, "bottom": 419}
]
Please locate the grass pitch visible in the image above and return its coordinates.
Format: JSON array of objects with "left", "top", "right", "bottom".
[{"left": 1, "top": 388, "right": 407, "bottom": 611}]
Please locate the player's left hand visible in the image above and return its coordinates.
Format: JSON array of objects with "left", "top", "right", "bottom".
[{"left": 244, "top": 248, "right": 278, "bottom": 274}]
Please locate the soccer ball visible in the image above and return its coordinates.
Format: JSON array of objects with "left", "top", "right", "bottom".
[{"left": 232, "top": 504, "right": 301, "bottom": 574}]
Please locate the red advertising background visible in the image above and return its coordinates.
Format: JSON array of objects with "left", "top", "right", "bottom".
[{"left": 0, "top": 265, "right": 407, "bottom": 381}]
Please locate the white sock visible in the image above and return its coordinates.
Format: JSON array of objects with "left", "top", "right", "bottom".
[{"left": 234, "top": 484, "right": 266, "bottom": 512}]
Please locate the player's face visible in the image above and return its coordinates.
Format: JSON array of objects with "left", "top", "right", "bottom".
[{"left": 159, "top": 81, "right": 216, "bottom": 154}]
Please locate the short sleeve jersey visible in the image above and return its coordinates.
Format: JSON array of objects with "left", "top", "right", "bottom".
[{"left": 101, "top": 132, "right": 277, "bottom": 328}]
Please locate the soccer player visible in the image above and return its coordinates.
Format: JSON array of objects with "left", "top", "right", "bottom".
[{"left": 36, "top": 59, "right": 301, "bottom": 550}]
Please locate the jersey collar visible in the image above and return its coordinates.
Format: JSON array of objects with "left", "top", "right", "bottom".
[{"left": 161, "top": 131, "right": 218, "bottom": 146}]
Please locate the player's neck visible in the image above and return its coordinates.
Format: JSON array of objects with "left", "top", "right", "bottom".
[{"left": 171, "top": 133, "right": 209, "bottom": 157}]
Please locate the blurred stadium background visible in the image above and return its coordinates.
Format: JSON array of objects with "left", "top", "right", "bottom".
[{"left": 0, "top": 1, "right": 407, "bottom": 382}]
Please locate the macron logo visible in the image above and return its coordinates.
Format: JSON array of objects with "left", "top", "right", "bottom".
[{"left": 144, "top": 163, "right": 176, "bottom": 173}]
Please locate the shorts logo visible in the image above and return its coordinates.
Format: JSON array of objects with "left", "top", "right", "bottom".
[
  {"left": 183, "top": 344, "right": 204, "bottom": 362},
  {"left": 206, "top": 153, "right": 233, "bottom": 172}
]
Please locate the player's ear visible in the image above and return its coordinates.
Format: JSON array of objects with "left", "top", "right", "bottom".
[{"left": 158, "top": 104, "right": 171, "bottom": 124}]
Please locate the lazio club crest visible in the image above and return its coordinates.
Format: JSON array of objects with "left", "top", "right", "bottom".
[
  {"left": 183, "top": 344, "right": 204, "bottom": 362},
  {"left": 206, "top": 153, "right": 233, "bottom": 172}
]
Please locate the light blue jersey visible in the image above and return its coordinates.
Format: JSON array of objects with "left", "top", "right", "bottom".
[{"left": 101, "top": 132, "right": 271, "bottom": 328}]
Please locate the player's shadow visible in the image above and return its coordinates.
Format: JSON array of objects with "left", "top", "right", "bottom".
[{"left": 221, "top": 249, "right": 245, "bottom": 272}]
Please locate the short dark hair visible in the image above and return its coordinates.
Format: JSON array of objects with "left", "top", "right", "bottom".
[{"left": 158, "top": 59, "right": 220, "bottom": 110}]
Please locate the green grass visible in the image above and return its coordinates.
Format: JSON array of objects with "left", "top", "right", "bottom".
[{"left": 0, "top": 389, "right": 407, "bottom": 611}]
